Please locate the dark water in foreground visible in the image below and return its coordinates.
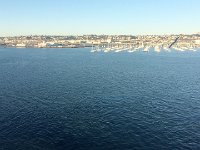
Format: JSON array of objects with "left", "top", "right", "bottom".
[{"left": 0, "top": 48, "right": 200, "bottom": 150}]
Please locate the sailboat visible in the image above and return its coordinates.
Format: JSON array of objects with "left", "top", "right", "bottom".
[{"left": 143, "top": 46, "right": 150, "bottom": 52}]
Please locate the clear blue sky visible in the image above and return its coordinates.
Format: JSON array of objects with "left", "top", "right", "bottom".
[{"left": 0, "top": 0, "right": 200, "bottom": 36}]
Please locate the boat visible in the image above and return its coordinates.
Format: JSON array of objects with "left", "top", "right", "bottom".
[
  {"left": 173, "top": 47, "right": 185, "bottom": 51},
  {"left": 143, "top": 46, "right": 150, "bottom": 52},
  {"left": 90, "top": 49, "right": 97, "bottom": 53},
  {"left": 163, "top": 46, "right": 170, "bottom": 51},
  {"left": 154, "top": 45, "right": 161, "bottom": 52}
]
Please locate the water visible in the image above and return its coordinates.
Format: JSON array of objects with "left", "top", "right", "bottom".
[{"left": 0, "top": 48, "right": 200, "bottom": 150}]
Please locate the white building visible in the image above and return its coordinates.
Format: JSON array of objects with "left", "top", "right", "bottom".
[
  {"left": 38, "top": 42, "right": 47, "bottom": 48},
  {"left": 195, "top": 40, "right": 200, "bottom": 45},
  {"left": 16, "top": 43, "right": 26, "bottom": 47}
]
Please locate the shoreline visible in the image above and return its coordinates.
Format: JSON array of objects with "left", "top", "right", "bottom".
[{"left": 0, "top": 46, "right": 91, "bottom": 49}]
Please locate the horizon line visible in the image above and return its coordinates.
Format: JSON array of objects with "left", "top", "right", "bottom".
[{"left": 1, "top": 33, "right": 200, "bottom": 37}]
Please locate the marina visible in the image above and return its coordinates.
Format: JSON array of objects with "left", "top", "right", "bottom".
[
  {"left": 1, "top": 35, "right": 200, "bottom": 52},
  {"left": 90, "top": 43, "right": 198, "bottom": 53}
]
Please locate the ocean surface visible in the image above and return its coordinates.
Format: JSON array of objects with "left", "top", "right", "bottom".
[{"left": 0, "top": 48, "right": 200, "bottom": 150}]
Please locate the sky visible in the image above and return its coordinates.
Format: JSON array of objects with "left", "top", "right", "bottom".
[{"left": 0, "top": 0, "right": 200, "bottom": 36}]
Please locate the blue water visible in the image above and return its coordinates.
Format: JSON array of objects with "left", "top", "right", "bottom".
[{"left": 0, "top": 48, "right": 200, "bottom": 150}]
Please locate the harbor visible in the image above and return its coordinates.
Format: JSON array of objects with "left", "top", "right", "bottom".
[
  {"left": 0, "top": 34, "right": 200, "bottom": 52},
  {"left": 90, "top": 35, "right": 198, "bottom": 53}
]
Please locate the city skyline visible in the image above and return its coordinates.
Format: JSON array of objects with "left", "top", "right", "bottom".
[{"left": 1, "top": 0, "right": 200, "bottom": 36}]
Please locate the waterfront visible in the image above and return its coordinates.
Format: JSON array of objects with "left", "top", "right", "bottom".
[
  {"left": 1, "top": 34, "right": 200, "bottom": 52},
  {"left": 0, "top": 48, "right": 200, "bottom": 150}
]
